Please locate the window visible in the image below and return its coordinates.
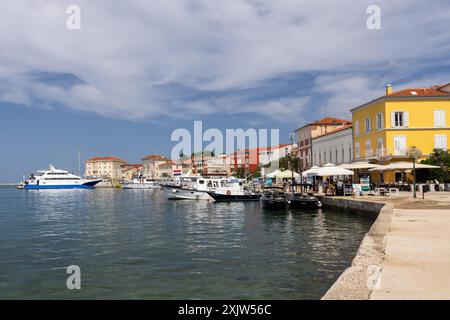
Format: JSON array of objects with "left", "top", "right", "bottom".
[
  {"left": 376, "top": 113, "right": 383, "bottom": 130},
  {"left": 366, "top": 140, "right": 371, "bottom": 156},
  {"left": 391, "top": 111, "right": 409, "bottom": 128},
  {"left": 365, "top": 117, "right": 371, "bottom": 132},
  {"left": 336, "top": 150, "right": 338, "bottom": 164},
  {"left": 355, "top": 120, "right": 360, "bottom": 135},
  {"left": 377, "top": 137, "right": 384, "bottom": 155},
  {"left": 355, "top": 142, "right": 360, "bottom": 159},
  {"left": 349, "top": 147, "right": 352, "bottom": 161},
  {"left": 393, "top": 135, "right": 407, "bottom": 154},
  {"left": 323, "top": 152, "right": 326, "bottom": 163},
  {"left": 434, "top": 110, "right": 446, "bottom": 127},
  {"left": 342, "top": 148, "right": 345, "bottom": 163},
  {"left": 318, "top": 153, "right": 321, "bottom": 164},
  {"left": 434, "top": 134, "right": 447, "bottom": 150}
]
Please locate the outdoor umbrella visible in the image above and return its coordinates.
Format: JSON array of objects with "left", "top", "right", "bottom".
[
  {"left": 302, "top": 166, "right": 320, "bottom": 176},
  {"left": 339, "top": 162, "right": 382, "bottom": 170},
  {"left": 275, "top": 170, "right": 300, "bottom": 179},
  {"left": 266, "top": 169, "right": 281, "bottom": 178},
  {"left": 369, "top": 162, "right": 440, "bottom": 171},
  {"left": 316, "top": 163, "right": 354, "bottom": 177}
]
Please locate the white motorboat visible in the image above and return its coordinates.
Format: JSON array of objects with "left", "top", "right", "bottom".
[
  {"left": 122, "top": 177, "right": 159, "bottom": 189},
  {"left": 162, "top": 175, "right": 227, "bottom": 200}
]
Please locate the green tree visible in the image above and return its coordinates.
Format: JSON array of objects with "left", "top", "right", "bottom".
[
  {"left": 234, "top": 167, "right": 246, "bottom": 179},
  {"left": 252, "top": 167, "right": 261, "bottom": 178},
  {"left": 417, "top": 149, "right": 450, "bottom": 183}
]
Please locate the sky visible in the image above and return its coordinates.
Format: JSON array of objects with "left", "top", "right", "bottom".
[{"left": 1, "top": 0, "right": 450, "bottom": 182}]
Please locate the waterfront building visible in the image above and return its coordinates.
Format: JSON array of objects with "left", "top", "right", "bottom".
[
  {"left": 294, "top": 117, "right": 352, "bottom": 169},
  {"left": 85, "top": 156, "right": 127, "bottom": 179},
  {"left": 351, "top": 83, "right": 450, "bottom": 182},
  {"left": 230, "top": 144, "right": 293, "bottom": 175},
  {"left": 120, "top": 164, "right": 143, "bottom": 180},
  {"left": 312, "top": 124, "right": 353, "bottom": 166},
  {"left": 141, "top": 154, "right": 168, "bottom": 179},
  {"left": 204, "top": 154, "right": 230, "bottom": 175}
]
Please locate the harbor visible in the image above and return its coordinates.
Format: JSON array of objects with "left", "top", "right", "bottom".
[
  {"left": 1, "top": 1, "right": 450, "bottom": 304},
  {"left": 0, "top": 187, "right": 374, "bottom": 299}
]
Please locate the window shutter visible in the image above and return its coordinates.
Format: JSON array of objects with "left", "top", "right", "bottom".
[
  {"left": 403, "top": 112, "right": 409, "bottom": 127},
  {"left": 355, "top": 121, "right": 359, "bottom": 135},
  {"left": 380, "top": 113, "right": 384, "bottom": 129},
  {"left": 434, "top": 110, "right": 446, "bottom": 127},
  {"left": 391, "top": 112, "right": 396, "bottom": 128}
]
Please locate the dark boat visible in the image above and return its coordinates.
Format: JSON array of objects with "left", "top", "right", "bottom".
[
  {"left": 261, "top": 187, "right": 286, "bottom": 210},
  {"left": 207, "top": 192, "right": 261, "bottom": 202},
  {"left": 286, "top": 193, "right": 322, "bottom": 209}
]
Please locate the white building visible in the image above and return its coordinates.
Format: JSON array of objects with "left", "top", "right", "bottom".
[{"left": 312, "top": 125, "right": 353, "bottom": 166}]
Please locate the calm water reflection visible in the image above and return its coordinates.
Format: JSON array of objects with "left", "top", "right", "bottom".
[{"left": 0, "top": 188, "right": 374, "bottom": 299}]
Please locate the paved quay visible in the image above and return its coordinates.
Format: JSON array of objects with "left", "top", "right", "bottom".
[{"left": 323, "top": 192, "right": 450, "bottom": 300}]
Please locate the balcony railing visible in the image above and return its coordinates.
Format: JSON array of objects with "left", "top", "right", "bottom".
[{"left": 360, "top": 148, "right": 408, "bottom": 160}]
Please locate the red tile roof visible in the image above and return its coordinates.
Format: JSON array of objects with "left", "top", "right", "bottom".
[
  {"left": 313, "top": 124, "right": 352, "bottom": 140},
  {"left": 142, "top": 154, "right": 167, "bottom": 161},
  {"left": 87, "top": 156, "right": 126, "bottom": 162},
  {"left": 388, "top": 88, "right": 449, "bottom": 97},
  {"left": 158, "top": 161, "right": 174, "bottom": 167},
  {"left": 313, "top": 117, "right": 352, "bottom": 125}
]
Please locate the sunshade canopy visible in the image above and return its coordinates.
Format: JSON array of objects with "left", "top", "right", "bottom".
[
  {"left": 369, "top": 161, "right": 440, "bottom": 171},
  {"left": 302, "top": 166, "right": 320, "bottom": 176},
  {"left": 275, "top": 170, "right": 300, "bottom": 179},
  {"left": 266, "top": 169, "right": 281, "bottom": 178},
  {"left": 315, "top": 163, "right": 354, "bottom": 176},
  {"left": 339, "top": 162, "right": 382, "bottom": 170}
]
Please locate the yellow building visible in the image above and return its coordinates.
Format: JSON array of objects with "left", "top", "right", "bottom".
[
  {"left": 85, "top": 156, "right": 127, "bottom": 179},
  {"left": 351, "top": 83, "right": 450, "bottom": 182}
]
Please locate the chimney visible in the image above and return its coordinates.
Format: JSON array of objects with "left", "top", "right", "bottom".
[{"left": 386, "top": 84, "right": 393, "bottom": 95}]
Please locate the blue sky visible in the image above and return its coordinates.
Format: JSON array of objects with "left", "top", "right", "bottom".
[{"left": 1, "top": 0, "right": 450, "bottom": 182}]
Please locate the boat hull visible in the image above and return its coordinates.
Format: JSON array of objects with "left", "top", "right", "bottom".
[
  {"left": 286, "top": 196, "right": 322, "bottom": 209},
  {"left": 23, "top": 179, "right": 102, "bottom": 190},
  {"left": 207, "top": 192, "right": 261, "bottom": 202},
  {"left": 163, "top": 186, "right": 213, "bottom": 200},
  {"left": 122, "top": 184, "right": 158, "bottom": 189},
  {"left": 261, "top": 198, "right": 286, "bottom": 210},
  {"left": 23, "top": 184, "right": 96, "bottom": 190}
]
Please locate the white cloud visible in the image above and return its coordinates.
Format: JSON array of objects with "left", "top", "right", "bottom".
[{"left": 0, "top": 0, "right": 449, "bottom": 121}]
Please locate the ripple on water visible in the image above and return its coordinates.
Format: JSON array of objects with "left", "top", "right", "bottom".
[{"left": 0, "top": 188, "right": 375, "bottom": 299}]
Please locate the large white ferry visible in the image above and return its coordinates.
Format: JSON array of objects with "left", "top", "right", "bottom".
[{"left": 19, "top": 165, "right": 102, "bottom": 189}]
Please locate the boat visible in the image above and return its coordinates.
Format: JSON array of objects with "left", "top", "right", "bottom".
[
  {"left": 286, "top": 193, "right": 322, "bottom": 209},
  {"left": 20, "top": 165, "right": 102, "bottom": 189},
  {"left": 260, "top": 187, "right": 287, "bottom": 210},
  {"left": 207, "top": 178, "right": 261, "bottom": 201},
  {"left": 122, "top": 177, "right": 159, "bottom": 189},
  {"left": 162, "top": 176, "right": 226, "bottom": 200}
]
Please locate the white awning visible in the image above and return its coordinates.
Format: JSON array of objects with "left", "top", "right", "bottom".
[
  {"left": 315, "top": 163, "right": 354, "bottom": 176},
  {"left": 369, "top": 162, "right": 440, "bottom": 171}
]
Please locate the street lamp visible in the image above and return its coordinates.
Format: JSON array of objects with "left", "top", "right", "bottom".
[{"left": 407, "top": 146, "right": 422, "bottom": 198}]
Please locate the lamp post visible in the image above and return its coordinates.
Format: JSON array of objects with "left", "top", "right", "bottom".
[
  {"left": 287, "top": 132, "right": 296, "bottom": 196},
  {"left": 407, "top": 146, "right": 422, "bottom": 198}
]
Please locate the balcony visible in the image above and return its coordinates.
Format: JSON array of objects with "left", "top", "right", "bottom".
[{"left": 360, "top": 148, "right": 408, "bottom": 161}]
